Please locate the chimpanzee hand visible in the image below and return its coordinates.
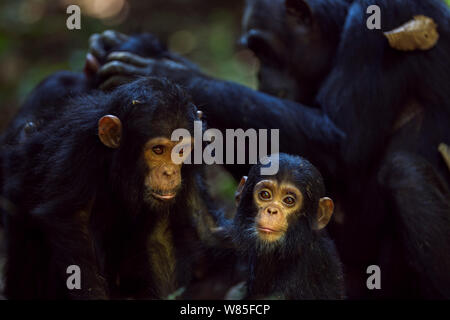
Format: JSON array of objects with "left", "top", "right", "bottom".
[
  {"left": 98, "top": 52, "right": 204, "bottom": 90},
  {"left": 89, "top": 30, "right": 130, "bottom": 63},
  {"left": 89, "top": 30, "right": 203, "bottom": 90},
  {"left": 84, "top": 30, "right": 130, "bottom": 76}
]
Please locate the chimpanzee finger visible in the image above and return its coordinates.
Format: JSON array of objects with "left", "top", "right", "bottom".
[
  {"left": 89, "top": 33, "right": 106, "bottom": 60},
  {"left": 100, "top": 75, "right": 136, "bottom": 91},
  {"left": 99, "top": 61, "right": 149, "bottom": 78},
  {"left": 106, "top": 52, "right": 150, "bottom": 67},
  {"left": 84, "top": 53, "right": 101, "bottom": 76},
  {"left": 161, "top": 58, "right": 188, "bottom": 70},
  {"left": 101, "top": 30, "right": 129, "bottom": 48}
]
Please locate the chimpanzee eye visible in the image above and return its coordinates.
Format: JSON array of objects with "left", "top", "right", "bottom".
[
  {"left": 283, "top": 196, "right": 296, "bottom": 206},
  {"left": 259, "top": 190, "right": 272, "bottom": 200},
  {"left": 152, "top": 145, "right": 164, "bottom": 155}
]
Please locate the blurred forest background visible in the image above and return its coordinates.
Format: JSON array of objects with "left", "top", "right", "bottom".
[
  {"left": 1, "top": 0, "right": 450, "bottom": 131},
  {"left": 0, "top": 0, "right": 259, "bottom": 132}
]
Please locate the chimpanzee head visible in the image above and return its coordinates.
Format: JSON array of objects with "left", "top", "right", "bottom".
[
  {"left": 96, "top": 77, "right": 199, "bottom": 211},
  {"left": 233, "top": 153, "right": 334, "bottom": 254},
  {"left": 240, "top": 0, "right": 349, "bottom": 104}
]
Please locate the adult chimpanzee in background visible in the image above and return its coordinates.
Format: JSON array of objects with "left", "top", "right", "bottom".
[
  {"left": 88, "top": 0, "right": 450, "bottom": 298},
  {"left": 1, "top": 77, "right": 221, "bottom": 299},
  {"left": 228, "top": 153, "right": 344, "bottom": 299}
]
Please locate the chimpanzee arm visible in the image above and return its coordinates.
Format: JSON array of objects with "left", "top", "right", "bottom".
[
  {"left": 97, "top": 54, "right": 345, "bottom": 177},
  {"left": 188, "top": 76, "right": 341, "bottom": 146},
  {"left": 88, "top": 32, "right": 344, "bottom": 166},
  {"left": 189, "top": 76, "right": 345, "bottom": 179},
  {"left": 89, "top": 31, "right": 342, "bottom": 147},
  {"left": 88, "top": 31, "right": 343, "bottom": 157}
]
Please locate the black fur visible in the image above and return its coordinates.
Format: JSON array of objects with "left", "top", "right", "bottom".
[
  {"left": 117, "top": 0, "right": 450, "bottom": 298},
  {"left": 5, "top": 0, "right": 449, "bottom": 299},
  {"left": 1, "top": 77, "right": 217, "bottom": 299}
]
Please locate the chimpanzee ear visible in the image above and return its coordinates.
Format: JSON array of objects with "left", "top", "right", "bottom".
[
  {"left": 285, "top": 0, "right": 313, "bottom": 26},
  {"left": 235, "top": 176, "right": 248, "bottom": 206},
  {"left": 98, "top": 115, "right": 122, "bottom": 149},
  {"left": 313, "top": 197, "right": 334, "bottom": 230}
]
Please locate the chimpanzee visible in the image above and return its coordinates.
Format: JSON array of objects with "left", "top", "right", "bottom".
[
  {"left": 225, "top": 153, "right": 345, "bottom": 299},
  {"left": 88, "top": 0, "right": 450, "bottom": 298},
  {"left": 1, "top": 77, "right": 219, "bottom": 299}
]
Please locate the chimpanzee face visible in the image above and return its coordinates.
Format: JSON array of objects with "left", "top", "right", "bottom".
[
  {"left": 142, "top": 136, "right": 192, "bottom": 205},
  {"left": 252, "top": 179, "right": 303, "bottom": 242},
  {"left": 98, "top": 112, "right": 192, "bottom": 208},
  {"left": 240, "top": 0, "right": 334, "bottom": 105},
  {"left": 96, "top": 79, "right": 197, "bottom": 210}
]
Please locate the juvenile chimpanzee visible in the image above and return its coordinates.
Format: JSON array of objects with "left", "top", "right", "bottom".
[
  {"left": 2, "top": 77, "right": 218, "bottom": 299},
  {"left": 228, "top": 153, "right": 344, "bottom": 299},
  {"left": 88, "top": 0, "right": 450, "bottom": 298}
]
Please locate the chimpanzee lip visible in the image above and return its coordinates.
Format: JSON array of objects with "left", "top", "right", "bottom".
[
  {"left": 258, "top": 226, "right": 280, "bottom": 233},
  {"left": 151, "top": 191, "right": 176, "bottom": 200}
]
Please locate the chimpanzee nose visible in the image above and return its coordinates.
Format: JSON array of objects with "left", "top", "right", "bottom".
[
  {"left": 266, "top": 207, "right": 278, "bottom": 215},
  {"left": 163, "top": 167, "right": 175, "bottom": 177}
]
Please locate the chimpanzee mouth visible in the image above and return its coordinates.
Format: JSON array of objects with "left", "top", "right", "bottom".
[
  {"left": 258, "top": 226, "right": 280, "bottom": 234},
  {"left": 150, "top": 190, "right": 177, "bottom": 201}
]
